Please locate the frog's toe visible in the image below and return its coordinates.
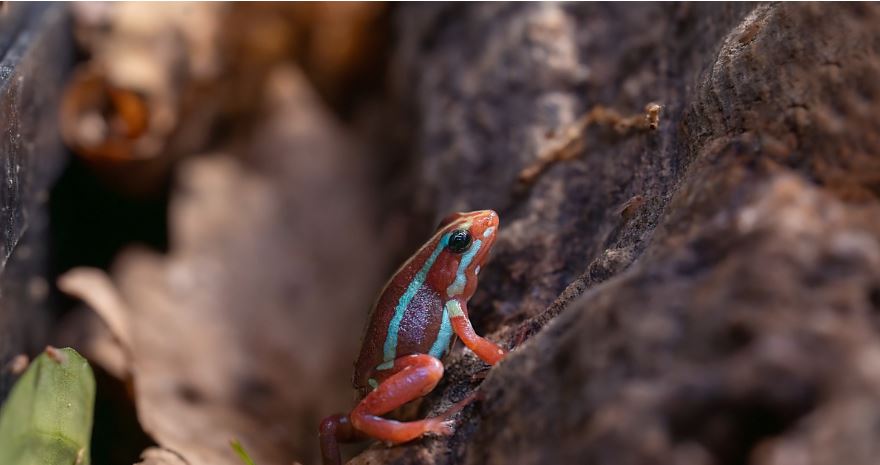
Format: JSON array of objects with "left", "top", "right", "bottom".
[{"left": 426, "top": 419, "right": 455, "bottom": 436}]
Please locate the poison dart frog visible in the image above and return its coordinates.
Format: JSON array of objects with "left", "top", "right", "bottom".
[{"left": 319, "top": 210, "right": 507, "bottom": 465}]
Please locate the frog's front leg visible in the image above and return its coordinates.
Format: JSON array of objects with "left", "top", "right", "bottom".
[
  {"left": 319, "top": 354, "right": 451, "bottom": 465},
  {"left": 446, "top": 299, "right": 507, "bottom": 365}
]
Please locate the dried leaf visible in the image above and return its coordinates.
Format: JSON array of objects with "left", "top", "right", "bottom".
[{"left": 135, "top": 448, "right": 190, "bottom": 465}]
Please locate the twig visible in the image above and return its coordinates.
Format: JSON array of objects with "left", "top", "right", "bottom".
[{"left": 518, "top": 102, "right": 662, "bottom": 185}]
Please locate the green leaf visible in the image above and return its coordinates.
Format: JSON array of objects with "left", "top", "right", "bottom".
[
  {"left": 0, "top": 347, "right": 96, "bottom": 465},
  {"left": 230, "top": 439, "right": 258, "bottom": 465}
]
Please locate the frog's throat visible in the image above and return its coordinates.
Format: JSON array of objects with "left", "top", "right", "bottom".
[{"left": 446, "top": 239, "right": 482, "bottom": 297}]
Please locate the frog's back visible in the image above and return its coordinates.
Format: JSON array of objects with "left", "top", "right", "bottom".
[{"left": 353, "top": 239, "right": 450, "bottom": 393}]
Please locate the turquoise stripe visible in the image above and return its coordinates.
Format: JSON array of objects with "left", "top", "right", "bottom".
[
  {"left": 382, "top": 232, "right": 450, "bottom": 363},
  {"left": 428, "top": 304, "right": 454, "bottom": 358},
  {"left": 376, "top": 360, "right": 394, "bottom": 371},
  {"left": 446, "top": 239, "right": 482, "bottom": 297}
]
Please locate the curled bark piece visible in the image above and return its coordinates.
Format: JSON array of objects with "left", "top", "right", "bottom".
[
  {"left": 61, "top": 2, "right": 227, "bottom": 196},
  {"left": 60, "top": 68, "right": 151, "bottom": 162}
]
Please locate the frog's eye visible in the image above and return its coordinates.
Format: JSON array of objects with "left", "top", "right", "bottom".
[{"left": 447, "top": 229, "right": 472, "bottom": 254}]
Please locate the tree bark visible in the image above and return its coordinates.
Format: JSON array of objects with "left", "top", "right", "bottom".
[
  {"left": 0, "top": 4, "right": 72, "bottom": 399},
  {"left": 359, "top": 3, "right": 880, "bottom": 464}
]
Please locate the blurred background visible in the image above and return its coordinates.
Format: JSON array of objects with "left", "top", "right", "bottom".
[{"left": 2, "top": 3, "right": 436, "bottom": 464}]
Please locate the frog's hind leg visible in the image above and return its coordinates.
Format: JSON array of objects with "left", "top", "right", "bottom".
[
  {"left": 350, "top": 353, "right": 452, "bottom": 444},
  {"left": 319, "top": 354, "right": 451, "bottom": 465}
]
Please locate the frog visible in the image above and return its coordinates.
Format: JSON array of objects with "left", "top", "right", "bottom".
[{"left": 319, "top": 210, "right": 508, "bottom": 465}]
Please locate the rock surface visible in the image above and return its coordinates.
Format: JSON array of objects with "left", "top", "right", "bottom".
[{"left": 351, "top": 3, "right": 880, "bottom": 464}]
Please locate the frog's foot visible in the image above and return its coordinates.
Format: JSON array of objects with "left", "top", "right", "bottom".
[
  {"left": 417, "top": 392, "right": 478, "bottom": 438},
  {"left": 424, "top": 418, "right": 455, "bottom": 436}
]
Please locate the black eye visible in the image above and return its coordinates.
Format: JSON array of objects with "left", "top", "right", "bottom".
[{"left": 447, "top": 229, "right": 472, "bottom": 253}]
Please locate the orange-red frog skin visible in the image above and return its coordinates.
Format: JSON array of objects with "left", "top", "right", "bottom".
[{"left": 319, "top": 210, "right": 507, "bottom": 465}]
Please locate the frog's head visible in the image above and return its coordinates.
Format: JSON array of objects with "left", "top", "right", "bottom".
[{"left": 428, "top": 209, "right": 499, "bottom": 301}]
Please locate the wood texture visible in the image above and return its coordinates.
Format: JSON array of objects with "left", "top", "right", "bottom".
[{"left": 352, "top": 3, "right": 880, "bottom": 464}]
